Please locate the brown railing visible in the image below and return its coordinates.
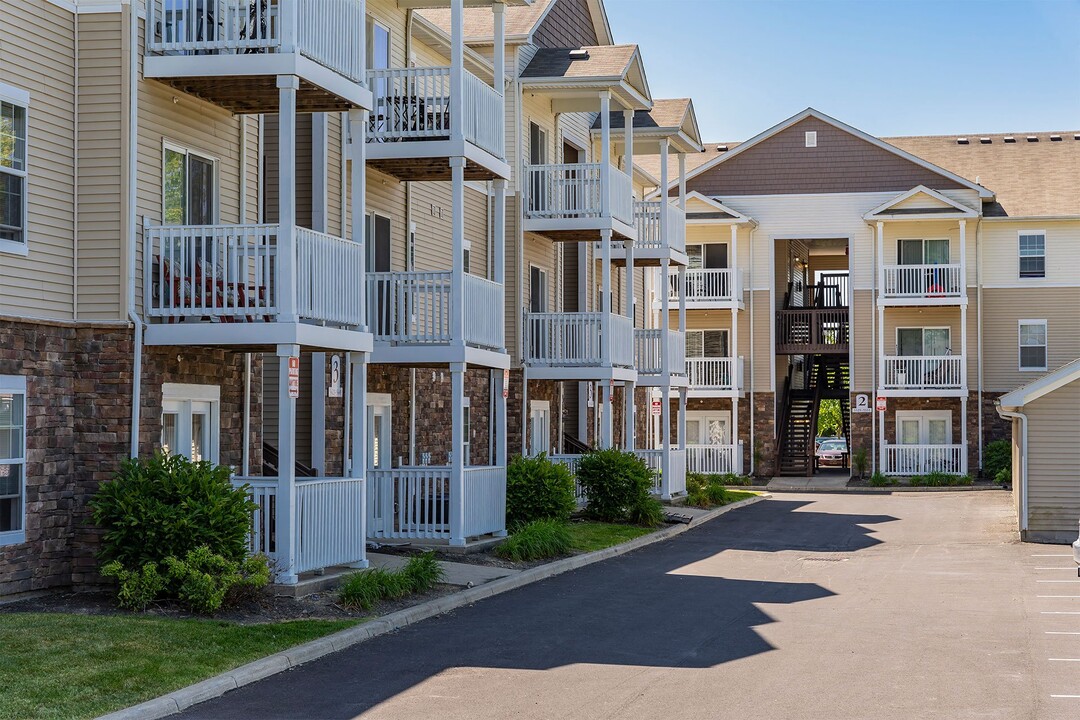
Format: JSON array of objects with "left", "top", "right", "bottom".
[{"left": 776, "top": 308, "right": 850, "bottom": 354}]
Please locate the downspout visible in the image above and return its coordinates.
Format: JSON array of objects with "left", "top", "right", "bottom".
[
  {"left": 869, "top": 221, "right": 876, "bottom": 473},
  {"left": 996, "top": 407, "right": 1028, "bottom": 533},
  {"left": 748, "top": 226, "right": 755, "bottom": 475},
  {"left": 242, "top": 354, "right": 251, "bottom": 475},
  {"left": 976, "top": 218, "right": 984, "bottom": 470},
  {"left": 73, "top": 16, "right": 79, "bottom": 321},
  {"left": 126, "top": 0, "right": 143, "bottom": 459},
  {"left": 513, "top": 46, "right": 526, "bottom": 455}
]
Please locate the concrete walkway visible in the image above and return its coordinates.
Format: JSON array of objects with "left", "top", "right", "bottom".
[
  {"left": 366, "top": 552, "right": 519, "bottom": 588},
  {"left": 767, "top": 473, "right": 850, "bottom": 491}
]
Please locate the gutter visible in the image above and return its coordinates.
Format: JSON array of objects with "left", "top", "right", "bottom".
[
  {"left": 748, "top": 225, "right": 755, "bottom": 475},
  {"left": 126, "top": 0, "right": 142, "bottom": 459},
  {"left": 996, "top": 405, "right": 1028, "bottom": 532}
]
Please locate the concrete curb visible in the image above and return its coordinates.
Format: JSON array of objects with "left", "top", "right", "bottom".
[
  {"left": 765, "top": 485, "right": 1006, "bottom": 494},
  {"left": 96, "top": 494, "right": 768, "bottom": 720}
]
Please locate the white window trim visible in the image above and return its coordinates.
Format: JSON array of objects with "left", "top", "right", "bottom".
[
  {"left": 529, "top": 264, "right": 549, "bottom": 312},
  {"left": 529, "top": 400, "right": 550, "bottom": 456},
  {"left": 894, "top": 326, "right": 952, "bottom": 356},
  {"left": 685, "top": 410, "right": 732, "bottom": 445},
  {"left": 161, "top": 383, "right": 221, "bottom": 464},
  {"left": 461, "top": 396, "right": 471, "bottom": 465},
  {"left": 161, "top": 141, "right": 220, "bottom": 225},
  {"left": 1017, "top": 229, "right": 1047, "bottom": 280},
  {"left": 0, "top": 83, "right": 30, "bottom": 257},
  {"left": 560, "top": 132, "right": 588, "bottom": 161},
  {"left": 895, "top": 410, "right": 952, "bottom": 445},
  {"left": 528, "top": 120, "right": 549, "bottom": 165},
  {"left": 0, "top": 374, "right": 27, "bottom": 546},
  {"left": 685, "top": 328, "right": 731, "bottom": 358},
  {"left": 366, "top": 16, "right": 391, "bottom": 69},
  {"left": 896, "top": 237, "right": 951, "bottom": 265},
  {"left": 1018, "top": 319, "right": 1048, "bottom": 372}
]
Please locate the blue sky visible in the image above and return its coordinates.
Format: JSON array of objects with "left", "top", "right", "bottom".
[{"left": 605, "top": 0, "right": 1080, "bottom": 141}]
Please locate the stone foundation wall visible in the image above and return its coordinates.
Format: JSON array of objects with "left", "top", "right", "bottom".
[
  {"left": 848, "top": 391, "right": 873, "bottom": 477},
  {"left": 751, "top": 392, "right": 776, "bottom": 477}
]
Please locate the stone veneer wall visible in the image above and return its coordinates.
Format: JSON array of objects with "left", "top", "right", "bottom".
[
  {"left": 751, "top": 392, "right": 776, "bottom": 478},
  {"left": 669, "top": 396, "right": 753, "bottom": 472},
  {"left": 848, "top": 391, "right": 873, "bottom": 477}
]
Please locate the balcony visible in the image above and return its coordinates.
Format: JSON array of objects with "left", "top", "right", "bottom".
[
  {"left": 144, "top": 0, "right": 370, "bottom": 114},
  {"left": 633, "top": 329, "right": 686, "bottom": 382},
  {"left": 668, "top": 268, "right": 744, "bottom": 308},
  {"left": 367, "top": 466, "right": 506, "bottom": 542},
  {"left": 775, "top": 308, "right": 850, "bottom": 355},
  {"left": 687, "top": 443, "right": 744, "bottom": 475},
  {"left": 235, "top": 475, "right": 367, "bottom": 575},
  {"left": 601, "top": 201, "right": 686, "bottom": 266},
  {"left": 143, "top": 223, "right": 371, "bottom": 350},
  {"left": 523, "top": 311, "right": 635, "bottom": 380},
  {"left": 686, "top": 357, "right": 744, "bottom": 396},
  {"left": 882, "top": 444, "right": 967, "bottom": 476},
  {"left": 522, "top": 163, "right": 636, "bottom": 242},
  {"left": 880, "top": 355, "right": 965, "bottom": 395},
  {"left": 879, "top": 264, "right": 966, "bottom": 305},
  {"left": 364, "top": 67, "right": 507, "bottom": 181}
]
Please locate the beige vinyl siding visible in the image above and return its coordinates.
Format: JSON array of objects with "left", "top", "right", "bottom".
[
  {"left": 365, "top": 168, "right": 407, "bottom": 269},
  {"left": 408, "top": 181, "right": 491, "bottom": 275},
  {"left": 850, "top": 289, "right": 874, "bottom": 390},
  {"left": 75, "top": 11, "right": 124, "bottom": 320},
  {"left": 979, "top": 219, "right": 1080, "bottom": 287},
  {"left": 263, "top": 356, "right": 278, "bottom": 446},
  {"left": 0, "top": 0, "right": 76, "bottom": 320},
  {"left": 262, "top": 113, "right": 312, "bottom": 228},
  {"left": 366, "top": 0, "right": 409, "bottom": 68},
  {"left": 750, "top": 289, "right": 771, "bottom": 390},
  {"left": 882, "top": 220, "right": 964, "bottom": 270},
  {"left": 1024, "top": 378, "right": 1080, "bottom": 538},
  {"left": 980, "top": 287, "right": 1080, "bottom": 392},
  {"left": 881, "top": 307, "right": 963, "bottom": 353},
  {"left": 326, "top": 113, "right": 344, "bottom": 237}
]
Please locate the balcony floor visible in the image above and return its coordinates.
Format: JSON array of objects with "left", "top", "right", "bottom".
[
  {"left": 144, "top": 320, "right": 373, "bottom": 353},
  {"left": 367, "top": 140, "right": 510, "bottom": 181},
  {"left": 369, "top": 343, "right": 510, "bottom": 370}
]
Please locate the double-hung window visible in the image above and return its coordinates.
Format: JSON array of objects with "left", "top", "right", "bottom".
[
  {"left": 0, "top": 376, "right": 26, "bottom": 545},
  {"left": 0, "top": 86, "right": 29, "bottom": 255},
  {"left": 1019, "top": 320, "right": 1047, "bottom": 372},
  {"left": 163, "top": 144, "right": 215, "bottom": 225},
  {"left": 1019, "top": 232, "right": 1046, "bottom": 278},
  {"left": 161, "top": 383, "right": 220, "bottom": 463}
]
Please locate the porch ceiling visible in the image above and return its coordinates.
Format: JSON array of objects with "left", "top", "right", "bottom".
[{"left": 150, "top": 76, "right": 355, "bottom": 115}]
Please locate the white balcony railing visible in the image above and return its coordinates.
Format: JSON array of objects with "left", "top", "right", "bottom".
[
  {"left": 634, "top": 200, "right": 686, "bottom": 254},
  {"left": 880, "top": 264, "right": 964, "bottom": 300},
  {"left": 687, "top": 443, "right": 744, "bottom": 475},
  {"left": 881, "top": 355, "right": 964, "bottom": 391},
  {"left": 146, "top": 0, "right": 364, "bottom": 83},
  {"left": 882, "top": 444, "right": 966, "bottom": 476},
  {"left": 145, "top": 223, "right": 364, "bottom": 327},
  {"left": 367, "top": 271, "right": 503, "bottom": 349},
  {"left": 686, "top": 357, "right": 743, "bottom": 392},
  {"left": 367, "top": 466, "right": 506, "bottom": 540},
  {"left": 634, "top": 329, "right": 686, "bottom": 375},
  {"left": 366, "top": 67, "right": 504, "bottom": 158},
  {"left": 670, "top": 268, "right": 742, "bottom": 304},
  {"left": 233, "top": 475, "right": 366, "bottom": 575},
  {"left": 523, "top": 312, "right": 634, "bottom": 368},
  {"left": 523, "top": 164, "right": 635, "bottom": 226}
]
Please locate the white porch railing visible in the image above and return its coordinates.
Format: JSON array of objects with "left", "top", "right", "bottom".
[
  {"left": 670, "top": 448, "right": 687, "bottom": 495},
  {"left": 232, "top": 475, "right": 366, "bottom": 575},
  {"left": 367, "top": 466, "right": 506, "bottom": 540},
  {"left": 687, "top": 357, "right": 743, "bottom": 392},
  {"left": 634, "top": 329, "right": 686, "bottom": 375},
  {"left": 633, "top": 200, "right": 686, "bottom": 253},
  {"left": 145, "top": 223, "right": 364, "bottom": 327},
  {"left": 366, "top": 67, "right": 504, "bottom": 158},
  {"left": 523, "top": 312, "right": 634, "bottom": 368},
  {"left": 634, "top": 449, "right": 663, "bottom": 494},
  {"left": 882, "top": 444, "right": 966, "bottom": 476},
  {"left": 881, "top": 355, "right": 964, "bottom": 391},
  {"left": 687, "top": 443, "right": 744, "bottom": 475},
  {"left": 296, "top": 227, "right": 365, "bottom": 326},
  {"left": 523, "top": 163, "right": 634, "bottom": 226},
  {"left": 146, "top": 0, "right": 364, "bottom": 83},
  {"left": 880, "top": 264, "right": 964, "bottom": 300},
  {"left": 367, "top": 271, "right": 503, "bottom": 349},
  {"left": 671, "top": 268, "right": 742, "bottom": 303}
]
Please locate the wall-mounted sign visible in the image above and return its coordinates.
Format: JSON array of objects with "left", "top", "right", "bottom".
[
  {"left": 875, "top": 396, "right": 887, "bottom": 413},
  {"left": 587, "top": 383, "right": 594, "bottom": 408},
  {"left": 503, "top": 368, "right": 509, "bottom": 399},
  {"left": 287, "top": 356, "right": 300, "bottom": 399},
  {"left": 853, "top": 393, "right": 871, "bottom": 413},
  {"left": 651, "top": 399, "right": 662, "bottom": 416},
  {"left": 328, "top": 355, "right": 343, "bottom": 398}
]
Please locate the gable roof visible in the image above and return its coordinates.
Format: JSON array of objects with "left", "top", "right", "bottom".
[
  {"left": 519, "top": 45, "right": 651, "bottom": 109},
  {"left": 682, "top": 192, "right": 755, "bottom": 225},
  {"left": 885, "top": 132, "right": 1080, "bottom": 218},
  {"left": 415, "top": 0, "right": 612, "bottom": 46},
  {"left": 864, "top": 185, "right": 979, "bottom": 221},
  {"left": 589, "top": 98, "right": 703, "bottom": 154},
  {"left": 636, "top": 142, "right": 738, "bottom": 187},
  {"left": 670, "top": 108, "right": 993, "bottom": 199},
  {"left": 997, "top": 358, "right": 1080, "bottom": 411}
]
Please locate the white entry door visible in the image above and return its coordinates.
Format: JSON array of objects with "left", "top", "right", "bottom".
[
  {"left": 897, "top": 411, "right": 951, "bottom": 473},
  {"left": 686, "top": 412, "right": 731, "bottom": 445},
  {"left": 530, "top": 400, "right": 550, "bottom": 456},
  {"left": 367, "top": 395, "right": 392, "bottom": 470},
  {"left": 160, "top": 383, "right": 219, "bottom": 464}
]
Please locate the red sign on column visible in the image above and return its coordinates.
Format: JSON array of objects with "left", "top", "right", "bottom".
[
  {"left": 502, "top": 369, "right": 510, "bottom": 399},
  {"left": 287, "top": 356, "right": 300, "bottom": 399},
  {"left": 651, "top": 399, "right": 662, "bottom": 416},
  {"left": 875, "top": 395, "right": 887, "bottom": 412}
]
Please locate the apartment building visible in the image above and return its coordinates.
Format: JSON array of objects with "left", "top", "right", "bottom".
[{"left": 639, "top": 108, "right": 1080, "bottom": 484}]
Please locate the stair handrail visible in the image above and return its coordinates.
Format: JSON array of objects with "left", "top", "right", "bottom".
[{"left": 774, "top": 363, "right": 796, "bottom": 472}]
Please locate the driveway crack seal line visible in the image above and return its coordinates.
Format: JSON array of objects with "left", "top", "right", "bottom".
[{"left": 95, "top": 494, "right": 769, "bottom": 720}]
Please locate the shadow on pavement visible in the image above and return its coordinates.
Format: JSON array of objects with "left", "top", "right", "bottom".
[{"left": 180, "top": 498, "right": 896, "bottom": 719}]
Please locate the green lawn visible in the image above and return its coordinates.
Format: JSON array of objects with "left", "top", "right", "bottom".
[
  {"left": 723, "top": 490, "right": 758, "bottom": 504},
  {"left": 566, "top": 521, "right": 656, "bottom": 552},
  {"left": 0, "top": 613, "right": 358, "bottom": 720}
]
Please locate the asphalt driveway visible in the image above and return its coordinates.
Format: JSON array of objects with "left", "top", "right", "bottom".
[{"left": 181, "top": 491, "right": 1080, "bottom": 719}]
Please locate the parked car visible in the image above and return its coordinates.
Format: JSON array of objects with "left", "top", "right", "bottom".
[
  {"left": 815, "top": 435, "right": 841, "bottom": 450},
  {"left": 816, "top": 439, "right": 848, "bottom": 467}
]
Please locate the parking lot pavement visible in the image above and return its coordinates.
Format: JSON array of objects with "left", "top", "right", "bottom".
[{"left": 182, "top": 491, "right": 1077, "bottom": 720}]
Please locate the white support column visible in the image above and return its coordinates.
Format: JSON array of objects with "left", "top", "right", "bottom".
[
  {"left": 961, "top": 304, "right": 969, "bottom": 391},
  {"left": 876, "top": 221, "right": 885, "bottom": 301},
  {"left": 495, "top": 366, "right": 507, "bottom": 468},
  {"left": 660, "top": 260, "right": 670, "bottom": 371},
  {"left": 623, "top": 107, "right": 634, "bottom": 180},
  {"left": 878, "top": 300, "right": 885, "bottom": 472},
  {"left": 450, "top": 362, "right": 466, "bottom": 545},
  {"left": 601, "top": 380, "right": 613, "bottom": 449},
  {"left": 349, "top": 351, "right": 368, "bottom": 567},
  {"left": 311, "top": 352, "right": 325, "bottom": 474},
  {"left": 678, "top": 264, "right": 687, "bottom": 338},
  {"left": 661, "top": 385, "right": 671, "bottom": 499},
  {"left": 601, "top": 228, "right": 612, "bottom": 364},
  {"left": 521, "top": 367, "right": 529, "bottom": 456},
  {"left": 678, "top": 387, "right": 687, "bottom": 455},
  {"left": 733, "top": 397, "right": 741, "bottom": 473},
  {"left": 349, "top": 109, "right": 368, "bottom": 330},
  {"left": 277, "top": 76, "right": 299, "bottom": 323},
  {"left": 659, "top": 140, "right": 669, "bottom": 248},
  {"left": 449, "top": 0, "right": 465, "bottom": 144},
  {"left": 599, "top": 92, "right": 611, "bottom": 218},
  {"left": 493, "top": 2, "right": 506, "bottom": 147},
  {"left": 451, "top": 157, "right": 466, "bottom": 346},
  {"left": 678, "top": 152, "right": 686, "bottom": 210},
  {"left": 275, "top": 343, "right": 300, "bottom": 584},
  {"left": 493, "top": 178, "right": 507, "bottom": 351},
  {"left": 959, "top": 219, "right": 968, "bottom": 293},
  {"left": 624, "top": 379, "right": 635, "bottom": 452}
]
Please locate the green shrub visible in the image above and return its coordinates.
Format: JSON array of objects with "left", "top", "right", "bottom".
[
  {"left": 576, "top": 448, "right": 655, "bottom": 523},
  {"left": 984, "top": 440, "right": 1011, "bottom": 483},
  {"left": 338, "top": 551, "right": 445, "bottom": 611},
  {"left": 687, "top": 472, "right": 754, "bottom": 487},
  {"left": 853, "top": 448, "right": 869, "bottom": 479},
  {"left": 686, "top": 474, "right": 737, "bottom": 509},
  {"left": 505, "top": 453, "right": 577, "bottom": 528},
  {"left": 89, "top": 453, "right": 256, "bottom": 567},
  {"left": 628, "top": 495, "right": 665, "bottom": 527},
  {"left": 100, "top": 560, "right": 167, "bottom": 611},
  {"left": 909, "top": 472, "right": 973, "bottom": 487},
  {"left": 401, "top": 551, "right": 445, "bottom": 593},
  {"left": 495, "top": 519, "right": 573, "bottom": 562},
  {"left": 995, "top": 466, "right": 1011, "bottom": 485},
  {"left": 868, "top": 471, "right": 896, "bottom": 487}
]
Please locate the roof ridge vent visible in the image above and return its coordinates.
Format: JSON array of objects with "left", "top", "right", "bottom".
[
  {"left": 568, "top": 49, "right": 589, "bottom": 60},
  {"left": 979, "top": 137, "right": 991, "bottom": 144},
  {"left": 1027, "top": 135, "right": 1039, "bottom": 142},
  {"left": 1050, "top": 134, "right": 1062, "bottom": 141},
  {"left": 1004, "top": 136, "right": 1016, "bottom": 143}
]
